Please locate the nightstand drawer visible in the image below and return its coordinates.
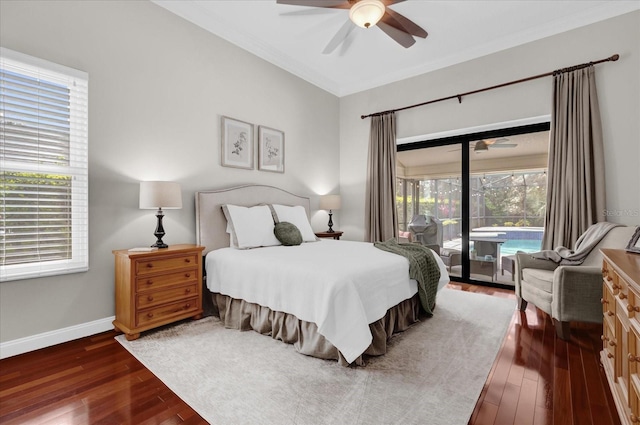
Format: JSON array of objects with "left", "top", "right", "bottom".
[
  {"left": 137, "top": 283, "right": 198, "bottom": 309},
  {"left": 136, "top": 269, "right": 198, "bottom": 292},
  {"left": 137, "top": 297, "right": 199, "bottom": 327},
  {"left": 135, "top": 254, "right": 198, "bottom": 275}
]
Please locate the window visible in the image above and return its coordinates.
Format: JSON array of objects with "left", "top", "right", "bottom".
[
  {"left": 396, "top": 123, "right": 550, "bottom": 285},
  {"left": 1, "top": 48, "right": 88, "bottom": 282}
]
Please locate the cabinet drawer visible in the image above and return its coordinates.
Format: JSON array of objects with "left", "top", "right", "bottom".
[
  {"left": 603, "top": 324, "right": 616, "bottom": 370},
  {"left": 136, "top": 269, "right": 198, "bottom": 292},
  {"left": 631, "top": 374, "right": 640, "bottom": 424},
  {"left": 616, "top": 272, "right": 630, "bottom": 315},
  {"left": 627, "top": 282, "right": 640, "bottom": 326},
  {"left": 136, "top": 297, "right": 199, "bottom": 327},
  {"left": 616, "top": 271, "right": 630, "bottom": 300},
  {"left": 604, "top": 283, "right": 617, "bottom": 325},
  {"left": 135, "top": 254, "right": 198, "bottom": 276},
  {"left": 137, "top": 283, "right": 198, "bottom": 309},
  {"left": 603, "top": 259, "right": 615, "bottom": 287}
]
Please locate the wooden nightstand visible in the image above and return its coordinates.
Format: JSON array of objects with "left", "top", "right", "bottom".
[
  {"left": 112, "top": 244, "right": 205, "bottom": 341},
  {"left": 315, "top": 231, "right": 343, "bottom": 240}
]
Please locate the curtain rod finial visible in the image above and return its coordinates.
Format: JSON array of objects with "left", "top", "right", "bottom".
[{"left": 611, "top": 54, "right": 620, "bottom": 62}]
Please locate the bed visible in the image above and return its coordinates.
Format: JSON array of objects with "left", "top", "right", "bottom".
[{"left": 195, "top": 185, "right": 449, "bottom": 366}]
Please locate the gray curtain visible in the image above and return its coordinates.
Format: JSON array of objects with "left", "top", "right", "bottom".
[
  {"left": 365, "top": 112, "right": 398, "bottom": 242},
  {"left": 542, "top": 65, "right": 605, "bottom": 250}
]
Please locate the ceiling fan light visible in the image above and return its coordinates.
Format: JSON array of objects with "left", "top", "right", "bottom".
[
  {"left": 474, "top": 141, "right": 489, "bottom": 152},
  {"left": 349, "top": 0, "right": 385, "bottom": 29}
]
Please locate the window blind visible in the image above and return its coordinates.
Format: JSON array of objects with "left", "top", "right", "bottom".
[{"left": 1, "top": 48, "right": 88, "bottom": 282}]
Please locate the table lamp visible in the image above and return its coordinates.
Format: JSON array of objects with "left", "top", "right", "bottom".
[
  {"left": 319, "top": 194, "right": 341, "bottom": 233},
  {"left": 139, "top": 181, "right": 182, "bottom": 248}
]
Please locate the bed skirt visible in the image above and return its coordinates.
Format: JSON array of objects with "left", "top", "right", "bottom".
[{"left": 209, "top": 292, "right": 423, "bottom": 366}]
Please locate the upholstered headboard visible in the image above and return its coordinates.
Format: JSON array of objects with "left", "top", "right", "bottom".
[{"left": 195, "top": 185, "right": 311, "bottom": 255}]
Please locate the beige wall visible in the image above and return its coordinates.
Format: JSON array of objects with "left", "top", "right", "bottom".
[
  {"left": 339, "top": 11, "right": 640, "bottom": 242},
  {"left": 0, "top": 1, "right": 340, "bottom": 343}
]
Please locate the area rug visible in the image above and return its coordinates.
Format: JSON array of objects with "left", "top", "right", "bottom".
[{"left": 116, "top": 288, "right": 514, "bottom": 425}]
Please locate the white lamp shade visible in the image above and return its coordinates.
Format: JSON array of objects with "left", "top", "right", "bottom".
[
  {"left": 139, "top": 181, "right": 183, "bottom": 209},
  {"left": 349, "top": 0, "right": 385, "bottom": 28},
  {"left": 319, "top": 194, "right": 341, "bottom": 211}
]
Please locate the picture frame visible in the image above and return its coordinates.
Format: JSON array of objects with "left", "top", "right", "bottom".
[
  {"left": 626, "top": 226, "right": 640, "bottom": 254},
  {"left": 258, "top": 126, "right": 285, "bottom": 173},
  {"left": 221, "top": 116, "right": 254, "bottom": 170}
]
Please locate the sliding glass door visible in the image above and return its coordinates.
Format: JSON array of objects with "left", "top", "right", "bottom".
[{"left": 396, "top": 123, "right": 550, "bottom": 287}]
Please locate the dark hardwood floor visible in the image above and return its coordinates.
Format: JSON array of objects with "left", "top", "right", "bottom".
[{"left": 0, "top": 283, "right": 620, "bottom": 425}]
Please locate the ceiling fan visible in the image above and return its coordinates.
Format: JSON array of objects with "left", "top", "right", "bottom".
[
  {"left": 276, "top": 0, "right": 428, "bottom": 54},
  {"left": 448, "top": 138, "right": 519, "bottom": 153},
  {"left": 474, "top": 138, "right": 518, "bottom": 152}
]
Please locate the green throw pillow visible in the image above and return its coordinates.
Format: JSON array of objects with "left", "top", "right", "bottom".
[{"left": 274, "top": 222, "right": 303, "bottom": 246}]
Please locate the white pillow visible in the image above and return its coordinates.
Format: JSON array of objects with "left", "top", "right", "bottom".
[
  {"left": 226, "top": 221, "right": 238, "bottom": 248},
  {"left": 221, "top": 204, "right": 280, "bottom": 249},
  {"left": 271, "top": 204, "right": 317, "bottom": 242}
]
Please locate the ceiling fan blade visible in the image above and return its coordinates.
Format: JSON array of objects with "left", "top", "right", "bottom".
[
  {"left": 323, "top": 19, "right": 356, "bottom": 54},
  {"left": 378, "top": 19, "right": 415, "bottom": 48},
  {"left": 384, "top": 9, "right": 428, "bottom": 38},
  {"left": 276, "top": 0, "right": 350, "bottom": 9}
]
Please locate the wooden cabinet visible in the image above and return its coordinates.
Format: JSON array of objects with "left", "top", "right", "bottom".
[
  {"left": 113, "top": 244, "right": 205, "bottom": 341},
  {"left": 601, "top": 249, "right": 640, "bottom": 425}
]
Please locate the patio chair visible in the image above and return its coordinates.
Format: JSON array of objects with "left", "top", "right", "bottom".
[{"left": 440, "top": 248, "right": 461, "bottom": 271}]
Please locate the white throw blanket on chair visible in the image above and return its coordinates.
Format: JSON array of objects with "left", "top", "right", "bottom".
[{"left": 531, "top": 222, "right": 622, "bottom": 265}]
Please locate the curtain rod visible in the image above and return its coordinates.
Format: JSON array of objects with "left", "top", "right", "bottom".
[{"left": 360, "top": 53, "right": 619, "bottom": 119}]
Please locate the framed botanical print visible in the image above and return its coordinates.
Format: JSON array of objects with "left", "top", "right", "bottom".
[
  {"left": 258, "top": 126, "right": 284, "bottom": 173},
  {"left": 221, "top": 116, "right": 254, "bottom": 170}
]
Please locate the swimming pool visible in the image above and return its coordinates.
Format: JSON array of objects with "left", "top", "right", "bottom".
[{"left": 500, "top": 239, "right": 542, "bottom": 256}]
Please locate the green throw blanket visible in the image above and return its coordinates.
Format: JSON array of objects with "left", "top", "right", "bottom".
[{"left": 374, "top": 239, "right": 441, "bottom": 316}]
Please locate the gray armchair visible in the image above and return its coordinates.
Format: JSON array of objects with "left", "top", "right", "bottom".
[{"left": 515, "top": 225, "right": 635, "bottom": 340}]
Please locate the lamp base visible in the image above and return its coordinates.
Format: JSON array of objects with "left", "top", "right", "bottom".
[
  {"left": 151, "top": 208, "right": 169, "bottom": 249},
  {"left": 326, "top": 210, "right": 335, "bottom": 233}
]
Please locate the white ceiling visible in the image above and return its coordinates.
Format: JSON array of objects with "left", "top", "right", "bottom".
[
  {"left": 397, "top": 131, "right": 549, "bottom": 167},
  {"left": 153, "top": 0, "right": 639, "bottom": 97}
]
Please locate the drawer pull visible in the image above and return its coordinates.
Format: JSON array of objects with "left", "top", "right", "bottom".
[
  {"left": 185, "top": 273, "right": 191, "bottom": 278},
  {"left": 609, "top": 340, "right": 617, "bottom": 347},
  {"left": 601, "top": 335, "right": 609, "bottom": 342},
  {"left": 631, "top": 414, "right": 639, "bottom": 423},
  {"left": 185, "top": 259, "right": 191, "bottom": 263},
  {"left": 607, "top": 311, "right": 614, "bottom": 317},
  {"left": 607, "top": 353, "right": 614, "bottom": 359},
  {"left": 185, "top": 303, "right": 191, "bottom": 308},
  {"left": 147, "top": 296, "right": 154, "bottom": 301},
  {"left": 146, "top": 263, "right": 153, "bottom": 268},
  {"left": 601, "top": 298, "right": 607, "bottom": 305},
  {"left": 628, "top": 354, "right": 640, "bottom": 362},
  {"left": 146, "top": 280, "right": 153, "bottom": 285},
  {"left": 147, "top": 313, "right": 154, "bottom": 318},
  {"left": 185, "top": 288, "right": 191, "bottom": 293},
  {"left": 619, "top": 293, "right": 627, "bottom": 300},
  {"left": 613, "top": 283, "right": 620, "bottom": 290}
]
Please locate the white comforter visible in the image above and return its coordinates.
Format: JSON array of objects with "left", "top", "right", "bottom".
[{"left": 206, "top": 239, "right": 449, "bottom": 363}]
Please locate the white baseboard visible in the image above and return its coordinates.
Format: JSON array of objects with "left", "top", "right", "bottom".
[{"left": 0, "top": 316, "right": 116, "bottom": 359}]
